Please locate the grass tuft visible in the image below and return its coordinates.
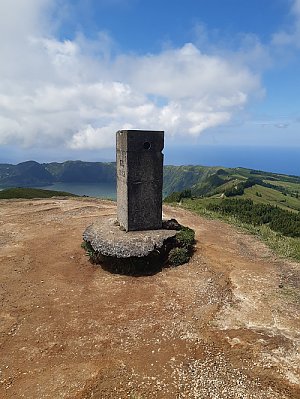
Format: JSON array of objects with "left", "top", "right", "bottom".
[{"left": 168, "top": 247, "right": 190, "bottom": 266}]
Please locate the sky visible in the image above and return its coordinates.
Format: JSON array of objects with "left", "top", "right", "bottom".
[{"left": 0, "top": 0, "right": 300, "bottom": 167}]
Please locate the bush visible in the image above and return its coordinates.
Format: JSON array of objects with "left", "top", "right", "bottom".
[
  {"left": 81, "top": 241, "right": 98, "bottom": 262},
  {"left": 175, "top": 227, "right": 195, "bottom": 248},
  {"left": 168, "top": 224, "right": 195, "bottom": 266},
  {"left": 207, "top": 198, "right": 300, "bottom": 237},
  {"left": 164, "top": 189, "right": 192, "bottom": 203},
  {"left": 168, "top": 247, "right": 190, "bottom": 266}
]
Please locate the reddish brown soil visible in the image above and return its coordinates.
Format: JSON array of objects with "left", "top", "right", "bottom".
[{"left": 0, "top": 198, "right": 299, "bottom": 398}]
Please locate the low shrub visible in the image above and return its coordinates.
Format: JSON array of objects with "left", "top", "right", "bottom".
[
  {"left": 81, "top": 241, "right": 98, "bottom": 262},
  {"left": 175, "top": 227, "right": 195, "bottom": 249},
  {"left": 168, "top": 247, "right": 190, "bottom": 266},
  {"left": 164, "top": 189, "right": 192, "bottom": 203}
]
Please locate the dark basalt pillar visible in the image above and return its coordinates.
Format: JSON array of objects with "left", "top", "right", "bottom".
[{"left": 116, "top": 130, "right": 164, "bottom": 231}]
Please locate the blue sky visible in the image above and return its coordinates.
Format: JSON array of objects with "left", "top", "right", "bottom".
[{"left": 0, "top": 0, "right": 299, "bottom": 167}]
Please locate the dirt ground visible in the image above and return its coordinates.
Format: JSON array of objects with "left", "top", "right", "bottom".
[{"left": 0, "top": 197, "right": 299, "bottom": 399}]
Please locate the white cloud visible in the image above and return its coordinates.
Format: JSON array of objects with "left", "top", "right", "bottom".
[
  {"left": 0, "top": 0, "right": 264, "bottom": 152},
  {"left": 272, "top": 0, "right": 300, "bottom": 47},
  {"left": 69, "top": 125, "right": 115, "bottom": 149},
  {"left": 117, "top": 43, "right": 260, "bottom": 101}
]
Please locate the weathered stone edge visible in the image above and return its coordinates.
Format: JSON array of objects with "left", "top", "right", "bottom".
[{"left": 83, "top": 224, "right": 177, "bottom": 258}]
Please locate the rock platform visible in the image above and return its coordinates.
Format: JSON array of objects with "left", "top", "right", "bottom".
[{"left": 83, "top": 217, "right": 177, "bottom": 258}]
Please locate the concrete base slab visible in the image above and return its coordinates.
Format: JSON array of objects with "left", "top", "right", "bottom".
[{"left": 83, "top": 217, "right": 177, "bottom": 258}]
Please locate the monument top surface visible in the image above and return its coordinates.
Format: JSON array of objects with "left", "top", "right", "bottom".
[{"left": 116, "top": 130, "right": 164, "bottom": 152}]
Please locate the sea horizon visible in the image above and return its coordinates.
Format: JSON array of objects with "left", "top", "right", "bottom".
[{"left": 164, "top": 146, "right": 300, "bottom": 177}]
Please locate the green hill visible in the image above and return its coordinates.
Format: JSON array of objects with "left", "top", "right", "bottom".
[
  {"left": 1, "top": 161, "right": 299, "bottom": 209},
  {"left": 164, "top": 166, "right": 300, "bottom": 211},
  {"left": 164, "top": 166, "right": 300, "bottom": 262},
  {"left": 44, "top": 161, "right": 116, "bottom": 183},
  {"left": 0, "top": 161, "right": 54, "bottom": 187},
  {"left": 0, "top": 187, "right": 77, "bottom": 199},
  {"left": 0, "top": 160, "right": 116, "bottom": 188},
  {"left": 163, "top": 165, "right": 220, "bottom": 195}
]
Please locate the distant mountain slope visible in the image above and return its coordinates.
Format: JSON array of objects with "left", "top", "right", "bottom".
[
  {"left": 0, "top": 160, "right": 116, "bottom": 187},
  {"left": 165, "top": 166, "right": 299, "bottom": 195},
  {"left": 165, "top": 166, "right": 300, "bottom": 213},
  {"left": 44, "top": 161, "right": 116, "bottom": 183},
  {"left": 0, "top": 161, "right": 54, "bottom": 187},
  {"left": 1, "top": 161, "right": 299, "bottom": 204},
  {"left": 163, "top": 165, "right": 220, "bottom": 195}
]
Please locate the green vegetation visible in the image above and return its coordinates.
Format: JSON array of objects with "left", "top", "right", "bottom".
[
  {"left": 0, "top": 187, "right": 76, "bottom": 199},
  {"left": 175, "top": 226, "right": 195, "bottom": 248},
  {"left": 0, "top": 160, "right": 116, "bottom": 187},
  {"left": 206, "top": 199, "right": 300, "bottom": 237},
  {"left": 164, "top": 165, "right": 300, "bottom": 212},
  {"left": 177, "top": 197, "right": 300, "bottom": 262},
  {"left": 243, "top": 185, "right": 300, "bottom": 212},
  {"left": 164, "top": 165, "right": 300, "bottom": 199},
  {"left": 164, "top": 164, "right": 300, "bottom": 263},
  {"left": 1, "top": 161, "right": 299, "bottom": 202},
  {"left": 167, "top": 224, "right": 195, "bottom": 266},
  {"left": 167, "top": 225, "right": 195, "bottom": 266},
  {"left": 168, "top": 247, "right": 190, "bottom": 266},
  {"left": 44, "top": 160, "right": 116, "bottom": 183},
  {"left": 0, "top": 161, "right": 54, "bottom": 187},
  {"left": 81, "top": 241, "right": 95, "bottom": 259},
  {"left": 163, "top": 165, "right": 219, "bottom": 195},
  {"left": 164, "top": 189, "right": 192, "bottom": 203}
]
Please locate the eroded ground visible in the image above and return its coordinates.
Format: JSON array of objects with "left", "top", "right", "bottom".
[{"left": 0, "top": 198, "right": 299, "bottom": 398}]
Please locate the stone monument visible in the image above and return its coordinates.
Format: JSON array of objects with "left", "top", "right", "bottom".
[
  {"left": 116, "top": 130, "right": 164, "bottom": 231},
  {"left": 82, "top": 129, "right": 194, "bottom": 274}
]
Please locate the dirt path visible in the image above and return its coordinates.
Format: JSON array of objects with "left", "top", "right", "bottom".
[{"left": 0, "top": 198, "right": 299, "bottom": 398}]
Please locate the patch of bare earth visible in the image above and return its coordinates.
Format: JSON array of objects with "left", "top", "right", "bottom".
[{"left": 0, "top": 198, "right": 299, "bottom": 398}]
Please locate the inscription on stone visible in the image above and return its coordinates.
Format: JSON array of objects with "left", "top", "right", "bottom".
[{"left": 116, "top": 130, "right": 164, "bottom": 231}]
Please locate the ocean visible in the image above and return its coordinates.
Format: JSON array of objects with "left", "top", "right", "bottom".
[{"left": 165, "top": 146, "right": 300, "bottom": 176}]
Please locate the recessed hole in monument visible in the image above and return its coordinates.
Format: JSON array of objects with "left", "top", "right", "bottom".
[{"left": 143, "top": 141, "right": 151, "bottom": 150}]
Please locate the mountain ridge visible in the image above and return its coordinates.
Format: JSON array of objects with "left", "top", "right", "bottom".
[{"left": 0, "top": 160, "right": 299, "bottom": 200}]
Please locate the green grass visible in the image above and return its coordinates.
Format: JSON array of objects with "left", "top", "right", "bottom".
[
  {"left": 174, "top": 198, "right": 300, "bottom": 262},
  {"left": 0, "top": 187, "right": 77, "bottom": 199},
  {"left": 243, "top": 185, "right": 300, "bottom": 212},
  {"left": 264, "top": 179, "right": 300, "bottom": 192}
]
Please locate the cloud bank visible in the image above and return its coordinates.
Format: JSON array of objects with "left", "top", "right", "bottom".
[
  {"left": 272, "top": 0, "right": 300, "bottom": 47},
  {"left": 0, "top": 0, "right": 264, "bottom": 151}
]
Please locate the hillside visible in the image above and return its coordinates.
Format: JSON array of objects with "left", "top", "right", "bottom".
[
  {"left": 0, "top": 160, "right": 116, "bottom": 187},
  {"left": 165, "top": 166, "right": 300, "bottom": 211},
  {"left": 0, "top": 161, "right": 54, "bottom": 187},
  {"left": 0, "top": 187, "right": 77, "bottom": 199},
  {"left": 44, "top": 160, "right": 116, "bottom": 183},
  {"left": 163, "top": 166, "right": 300, "bottom": 263},
  {"left": 1, "top": 161, "right": 299, "bottom": 201},
  {"left": 0, "top": 198, "right": 299, "bottom": 398},
  {"left": 163, "top": 165, "right": 220, "bottom": 195},
  {"left": 164, "top": 166, "right": 300, "bottom": 198}
]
